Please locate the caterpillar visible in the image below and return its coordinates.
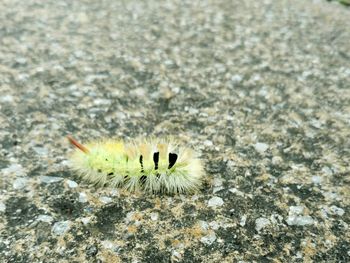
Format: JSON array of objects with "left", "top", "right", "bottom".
[{"left": 67, "top": 136, "right": 204, "bottom": 194}]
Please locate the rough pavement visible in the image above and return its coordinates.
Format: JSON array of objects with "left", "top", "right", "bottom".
[{"left": 0, "top": 0, "right": 349, "bottom": 262}]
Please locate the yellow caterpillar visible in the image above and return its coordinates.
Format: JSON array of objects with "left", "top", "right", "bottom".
[{"left": 67, "top": 136, "right": 204, "bottom": 194}]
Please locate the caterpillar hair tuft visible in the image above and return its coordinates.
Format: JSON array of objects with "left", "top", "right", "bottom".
[{"left": 67, "top": 136, "right": 204, "bottom": 194}]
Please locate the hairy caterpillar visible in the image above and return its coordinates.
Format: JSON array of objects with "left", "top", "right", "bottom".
[{"left": 67, "top": 136, "right": 204, "bottom": 194}]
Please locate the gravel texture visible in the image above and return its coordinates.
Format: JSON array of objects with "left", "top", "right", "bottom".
[{"left": 0, "top": 0, "right": 349, "bottom": 262}]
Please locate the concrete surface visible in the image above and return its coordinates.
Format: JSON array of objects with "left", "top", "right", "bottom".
[{"left": 0, "top": 0, "right": 349, "bottom": 262}]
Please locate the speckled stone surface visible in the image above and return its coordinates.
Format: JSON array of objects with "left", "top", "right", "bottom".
[{"left": 0, "top": 0, "right": 349, "bottom": 262}]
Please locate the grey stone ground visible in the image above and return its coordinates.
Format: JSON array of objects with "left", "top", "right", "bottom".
[{"left": 0, "top": 0, "right": 349, "bottom": 262}]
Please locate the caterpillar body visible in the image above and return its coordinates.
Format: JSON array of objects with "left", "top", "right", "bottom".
[{"left": 67, "top": 136, "right": 204, "bottom": 194}]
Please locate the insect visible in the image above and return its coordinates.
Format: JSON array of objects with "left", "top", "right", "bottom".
[{"left": 67, "top": 136, "right": 204, "bottom": 194}]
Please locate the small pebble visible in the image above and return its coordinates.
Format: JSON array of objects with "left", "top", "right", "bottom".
[
  {"left": 171, "top": 250, "right": 182, "bottom": 261},
  {"left": 203, "top": 140, "right": 213, "bottom": 147},
  {"left": 231, "top": 74, "right": 243, "bottom": 83},
  {"left": 286, "top": 206, "right": 314, "bottom": 226},
  {"left": 0, "top": 95, "right": 14, "bottom": 103},
  {"left": 240, "top": 215, "right": 247, "bottom": 227},
  {"left": 213, "top": 186, "right": 224, "bottom": 193},
  {"left": 212, "top": 178, "right": 223, "bottom": 187},
  {"left": 32, "top": 146, "right": 48, "bottom": 156},
  {"left": 40, "top": 176, "right": 63, "bottom": 184},
  {"left": 81, "top": 217, "right": 91, "bottom": 225},
  {"left": 199, "top": 220, "right": 209, "bottom": 230},
  {"left": 99, "top": 196, "right": 112, "bottom": 204},
  {"left": 255, "top": 217, "right": 270, "bottom": 232},
  {"left": 209, "top": 221, "right": 220, "bottom": 230},
  {"left": 208, "top": 196, "right": 224, "bottom": 207},
  {"left": 150, "top": 212, "right": 159, "bottom": 221},
  {"left": 2, "top": 164, "right": 26, "bottom": 176},
  {"left": 289, "top": 206, "right": 304, "bottom": 215},
  {"left": 312, "top": 176, "right": 323, "bottom": 184},
  {"left": 79, "top": 192, "right": 88, "bottom": 203},
  {"left": 286, "top": 215, "right": 314, "bottom": 226},
  {"left": 322, "top": 166, "right": 333, "bottom": 175},
  {"left": 86, "top": 245, "right": 98, "bottom": 257},
  {"left": 271, "top": 156, "right": 283, "bottom": 165},
  {"left": 66, "top": 180, "right": 78, "bottom": 188},
  {"left": 254, "top": 142, "right": 269, "bottom": 153},
  {"left": 13, "top": 178, "right": 28, "bottom": 189},
  {"left": 188, "top": 108, "right": 199, "bottom": 115},
  {"left": 93, "top": 98, "right": 111, "bottom": 106},
  {"left": 101, "top": 240, "right": 114, "bottom": 250},
  {"left": 37, "top": 215, "right": 54, "bottom": 223},
  {"left": 110, "top": 189, "right": 119, "bottom": 196},
  {"left": 132, "top": 88, "right": 146, "bottom": 97},
  {"left": 330, "top": 205, "right": 345, "bottom": 216},
  {"left": 0, "top": 202, "right": 6, "bottom": 212},
  {"left": 52, "top": 221, "right": 71, "bottom": 236},
  {"left": 229, "top": 188, "right": 245, "bottom": 197},
  {"left": 101, "top": 241, "right": 120, "bottom": 253},
  {"left": 200, "top": 231, "right": 216, "bottom": 245}
]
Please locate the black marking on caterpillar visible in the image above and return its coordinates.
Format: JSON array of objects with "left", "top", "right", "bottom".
[
  {"left": 153, "top": 152, "right": 159, "bottom": 170},
  {"left": 168, "top": 153, "right": 178, "bottom": 169}
]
